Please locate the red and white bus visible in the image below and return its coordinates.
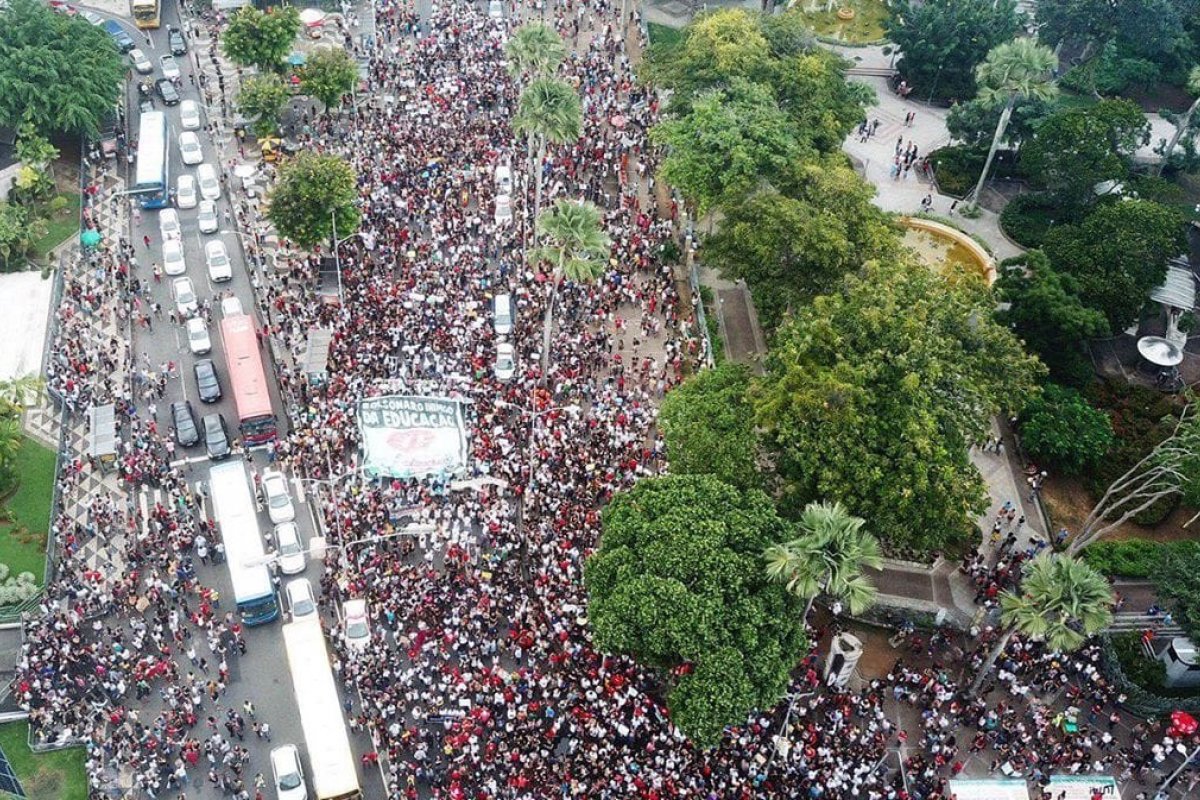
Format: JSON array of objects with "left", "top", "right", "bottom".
[{"left": 219, "top": 314, "right": 277, "bottom": 446}]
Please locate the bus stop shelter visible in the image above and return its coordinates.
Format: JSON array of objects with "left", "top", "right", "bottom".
[
  {"left": 947, "top": 778, "right": 1029, "bottom": 800},
  {"left": 87, "top": 403, "right": 117, "bottom": 472}
]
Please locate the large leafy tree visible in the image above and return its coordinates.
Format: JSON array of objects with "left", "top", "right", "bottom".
[
  {"left": 300, "top": 47, "right": 359, "bottom": 114},
  {"left": 996, "top": 251, "right": 1109, "bottom": 387},
  {"left": 1157, "top": 66, "right": 1200, "bottom": 176},
  {"left": 659, "top": 363, "right": 758, "bottom": 491},
  {"left": 267, "top": 153, "right": 360, "bottom": 252},
  {"left": 584, "top": 474, "right": 807, "bottom": 748},
  {"left": 1020, "top": 384, "right": 1115, "bottom": 476},
  {"left": 513, "top": 78, "right": 582, "bottom": 226},
  {"left": 946, "top": 95, "right": 1051, "bottom": 150},
  {"left": 886, "top": 0, "right": 1023, "bottom": 103},
  {"left": 763, "top": 500, "right": 882, "bottom": 621},
  {"left": 754, "top": 259, "right": 1043, "bottom": 553},
  {"left": 0, "top": 0, "right": 124, "bottom": 136},
  {"left": 1041, "top": 199, "right": 1185, "bottom": 331},
  {"left": 644, "top": 8, "right": 773, "bottom": 101},
  {"left": 236, "top": 74, "right": 290, "bottom": 138},
  {"left": 222, "top": 6, "right": 301, "bottom": 73}
]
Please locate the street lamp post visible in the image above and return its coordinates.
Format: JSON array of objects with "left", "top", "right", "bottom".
[{"left": 766, "top": 690, "right": 814, "bottom": 772}]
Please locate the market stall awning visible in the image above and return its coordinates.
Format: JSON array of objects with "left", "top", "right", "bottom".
[{"left": 1150, "top": 257, "right": 1195, "bottom": 311}]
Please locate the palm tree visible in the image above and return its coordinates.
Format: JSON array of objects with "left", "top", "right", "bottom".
[
  {"left": 505, "top": 23, "right": 567, "bottom": 83},
  {"left": 1157, "top": 66, "right": 1200, "bottom": 176},
  {"left": 0, "top": 374, "right": 44, "bottom": 410},
  {"left": 513, "top": 78, "right": 583, "bottom": 230},
  {"left": 763, "top": 500, "right": 883, "bottom": 622},
  {"left": 968, "top": 39, "right": 1058, "bottom": 210},
  {"left": 532, "top": 199, "right": 610, "bottom": 378},
  {"left": 969, "top": 553, "right": 1113, "bottom": 694}
]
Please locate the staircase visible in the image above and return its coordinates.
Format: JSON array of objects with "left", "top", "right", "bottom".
[
  {"left": 846, "top": 66, "right": 897, "bottom": 79},
  {"left": 1109, "top": 611, "right": 1185, "bottom": 638}
]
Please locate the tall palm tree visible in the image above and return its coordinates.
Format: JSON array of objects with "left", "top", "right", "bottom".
[
  {"left": 513, "top": 78, "right": 583, "bottom": 230},
  {"left": 531, "top": 199, "right": 610, "bottom": 378},
  {"left": 505, "top": 23, "right": 567, "bottom": 83},
  {"left": 0, "top": 374, "right": 44, "bottom": 410},
  {"left": 1157, "top": 66, "right": 1200, "bottom": 176},
  {"left": 763, "top": 500, "right": 883, "bottom": 621},
  {"left": 969, "top": 553, "right": 1113, "bottom": 694},
  {"left": 968, "top": 39, "right": 1058, "bottom": 210}
]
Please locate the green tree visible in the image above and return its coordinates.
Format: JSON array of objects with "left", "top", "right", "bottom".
[
  {"left": 584, "top": 474, "right": 807, "bottom": 747},
  {"left": 1155, "top": 545, "right": 1200, "bottom": 641},
  {"left": 770, "top": 49, "right": 874, "bottom": 154},
  {"left": 946, "top": 95, "right": 1051, "bottom": 150},
  {"left": 0, "top": 0, "right": 124, "bottom": 136},
  {"left": 1020, "top": 384, "right": 1115, "bottom": 475},
  {"left": 512, "top": 78, "right": 582, "bottom": 226},
  {"left": 235, "top": 74, "right": 290, "bottom": 138},
  {"left": 15, "top": 122, "right": 57, "bottom": 177},
  {"left": 967, "top": 39, "right": 1058, "bottom": 210},
  {"left": 531, "top": 200, "right": 609, "bottom": 379},
  {"left": 659, "top": 363, "right": 758, "bottom": 491},
  {"left": 505, "top": 22, "right": 567, "bottom": 81},
  {"left": 650, "top": 78, "right": 801, "bottom": 214},
  {"left": 0, "top": 203, "right": 34, "bottom": 271},
  {"left": 300, "top": 47, "right": 359, "bottom": 114},
  {"left": 1020, "top": 100, "right": 1150, "bottom": 211},
  {"left": 996, "top": 251, "right": 1109, "bottom": 386},
  {"left": 643, "top": 8, "right": 772, "bottom": 102},
  {"left": 886, "top": 0, "right": 1023, "bottom": 103},
  {"left": 763, "top": 500, "right": 882, "bottom": 620},
  {"left": 971, "top": 554, "right": 1113, "bottom": 693},
  {"left": 221, "top": 6, "right": 300, "bottom": 73},
  {"left": 266, "top": 153, "right": 360, "bottom": 252},
  {"left": 1041, "top": 199, "right": 1185, "bottom": 331},
  {"left": 1157, "top": 66, "right": 1200, "bottom": 175},
  {"left": 754, "top": 259, "right": 1043, "bottom": 553}
]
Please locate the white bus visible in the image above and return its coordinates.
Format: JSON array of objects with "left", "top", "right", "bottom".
[
  {"left": 134, "top": 111, "right": 170, "bottom": 209},
  {"left": 282, "top": 621, "right": 363, "bottom": 800},
  {"left": 208, "top": 461, "right": 280, "bottom": 626}
]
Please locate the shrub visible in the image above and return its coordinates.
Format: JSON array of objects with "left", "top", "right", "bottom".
[
  {"left": 0, "top": 562, "right": 39, "bottom": 606},
  {"left": 1083, "top": 540, "right": 1200, "bottom": 578},
  {"left": 1020, "top": 384, "right": 1114, "bottom": 475},
  {"left": 999, "top": 193, "right": 1061, "bottom": 248},
  {"left": 931, "top": 145, "right": 984, "bottom": 198}
]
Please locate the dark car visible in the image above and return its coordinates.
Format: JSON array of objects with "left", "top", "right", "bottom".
[
  {"left": 103, "top": 20, "right": 134, "bottom": 53},
  {"left": 167, "top": 26, "right": 187, "bottom": 56},
  {"left": 194, "top": 359, "right": 222, "bottom": 403},
  {"left": 156, "top": 79, "right": 180, "bottom": 106},
  {"left": 202, "top": 414, "right": 231, "bottom": 461},
  {"left": 170, "top": 401, "right": 199, "bottom": 447}
]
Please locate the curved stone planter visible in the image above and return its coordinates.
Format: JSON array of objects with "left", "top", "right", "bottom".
[{"left": 898, "top": 216, "right": 997, "bottom": 286}]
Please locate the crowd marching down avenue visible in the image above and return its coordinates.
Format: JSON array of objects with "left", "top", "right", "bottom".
[{"left": 8, "top": 0, "right": 1200, "bottom": 799}]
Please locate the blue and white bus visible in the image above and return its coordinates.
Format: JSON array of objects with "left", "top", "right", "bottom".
[
  {"left": 134, "top": 111, "right": 169, "bottom": 209},
  {"left": 208, "top": 460, "right": 280, "bottom": 626}
]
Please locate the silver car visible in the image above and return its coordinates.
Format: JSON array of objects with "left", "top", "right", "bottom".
[
  {"left": 159, "top": 208, "right": 181, "bottom": 240},
  {"left": 159, "top": 55, "right": 180, "bottom": 81},
  {"left": 171, "top": 276, "right": 198, "bottom": 317},
  {"left": 197, "top": 200, "right": 218, "bottom": 234},
  {"left": 162, "top": 237, "right": 186, "bottom": 276},
  {"left": 179, "top": 132, "right": 203, "bottom": 166}
]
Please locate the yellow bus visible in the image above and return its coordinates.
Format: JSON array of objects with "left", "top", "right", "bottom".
[{"left": 131, "top": 0, "right": 160, "bottom": 29}]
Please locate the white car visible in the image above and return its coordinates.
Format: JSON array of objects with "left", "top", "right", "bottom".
[
  {"left": 275, "top": 522, "right": 306, "bottom": 576},
  {"left": 171, "top": 276, "right": 198, "bottom": 317},
  {"left": 81, "top": 10, "right": 103, "bottom": 25},
  {"left": 129, "top": 48, "right": 152, "bottom": 74},
  {"left": 179, "top": 132, "right": 203, "bottom": 166},
  {"left": 269, "top": 744, "right": 308, "bottom": 800},
  {"left": 159, "top": 55, "right": 180, "bottom": 81},
  {"left": 342, "top": 598, "right": 370, "bottom": 653},
  {"left": 159, "top": 208, "right": 181, "bottom": 240},
  {"left": 197, "top": 200, "right": 218, "bottom": 234},
  {"left": 488, "top": 0, "right": 503, "bottom": 19},
  {"left": 179, "top": 99, "right": 202, "bottom": 131},
  {"left": 197, "top": 163, "right": 221, "bottom": 201},
  {"left": 261, "top": 469, "right": 295, "bottom": 524},
  {"left": 205, "top": 239, "right": 232, "bottom": 282},
  {"left": 494, "top": 341, "right": 515, "bottom": 382},
  {"left": 284, "top": 578, "right": 316, "bottom": 623},
  {"left": 494, "top": 193, "right": 512, "bottom": 226},
  {"left": 186, "top": 316, "right": 211, "bottom": 355},
  {"left": 494, "top": 164, "right": 512, "bottom": 194},
  {"left": 162, "top": 237, "right": 186, "bottom": 276},
  {"left": 175, "top": 174, "right": 197, "bottom": 209}
]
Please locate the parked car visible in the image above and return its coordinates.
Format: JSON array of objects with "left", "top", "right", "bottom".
[
  {"left": 269, "top": 744, "right": 308, "bottom": 800},
  {"left": 167, "top": 26, "right": 187, "bottom": 56},
  {"left": 197, "top": 163, "right": 221, "bottom": 201},
  {"left": 176, "top": 174, "right": 197, "bottom": 209},
  {"left": 179, "top": 99, "right": 202, "bottom": 131},
  {"left": 197, "top": 200, "right": 219, "bottom": 234},
  {"left": 159, "top": 55, "right": 180, "bottom": 81},
  {"left": 193, "top": 359, "right": 222, "bottom": 403},
  {"left": 48, "top": 0, "right": 77, "bottom": 14},
  {"left": 284, "top": 578, "right": 317, "bottom": 623},
  {"left": 171, "top": 276, "right": 198, "bottom": 317},
  {"left": 205, "top": 239, "right": 232, "bottom": 282},
  {"left": 81, "top": 9, "right": 103, "bottom": 25},
  {"left": 156, "top": 79, "right": 180, "bottom": 106},
  {"left": 159, "top": 208, "right": 181, "bottom": 240},
  {"left": 186, "top": 317, "right": 211, "bottom": 355},
  {"left": 170, "top": 401, "right": 199, "bottom": 447},
  {"left": 179, "top": 131, "right": 203, "bottom": 166},
  {"left": 494, "top": 164, "right": 512, "bottom": 194},
  {"left": 342, "top": 599, "right": 370, "bottom": 652},
  {"left": 275, "top": 522, "right": 306, "bottom": 576},
  {"left": 129, "top": 48, "right": 153, "bottom": 75},
  {"left": 494, "top": 341, "right": 515, "bottom": 382},
  {"left": 261, "top": 469, "right": 295, "bottom": 524},
  {"left": 202, "top": 413, "right": 231, "bottom": 461},
  {"left": 162, "top": 237, "right": 186, "bottom": 276},
  {"left": 494, "top": 193, "right": 512, "bottom": 226},
  {"left": 104, "top": 20, "right": 135, "bottom": 53}
]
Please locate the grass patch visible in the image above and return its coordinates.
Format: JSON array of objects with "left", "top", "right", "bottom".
[
  {"left": 0, "top": 436, "right": 56, "bottom": 583},
  {"left": 30, "top": 193, "right": 81, "bottom": 260},
  {"left": 793, "top": 0, "right": 889, "bottom": 43},
  {"left": 0, "top": 722, "right": 87, "bottom": 800},
  {"left": 647, "top": 22, "right": 684, "bottom": 50}
]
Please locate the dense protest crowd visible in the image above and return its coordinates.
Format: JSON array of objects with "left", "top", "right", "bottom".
[{"left": 7, "top": 0, "right": 1200, "bottom": 799}]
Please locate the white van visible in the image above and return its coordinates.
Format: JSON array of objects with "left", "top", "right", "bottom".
[
  {"left": 219, "top": 296, "right": 243, "bottom": 318},
  {"left": 494, "top": 164, "right": 512, "bottom": 195},
  {"left": 493, "top": 293, "right": 513, "bottom": 336}
]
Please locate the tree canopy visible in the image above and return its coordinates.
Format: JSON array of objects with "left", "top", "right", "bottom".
[
  {"left": 236, "top": 74, "right": 290, "bottom": 138},
  {"left": 584, "top": 475, "right": 807, "bottom": 748},
  {"left": 1020, "top": 384, "right": 1115, "bottom": 476},
  {"left": 222, "top": 6, "right": 301, "bottom": 73},
  {"left": 754, "top": 259, "right": 1043, "bottom": 552},
  {"left": 267, "top": 153, "right": 360, "bottom": 252},
  {"left": 0, "top": 0, "right": 124, "bottom": 136},
  {"left": 659, "top": 363, "right": 759, "bottom": 491},
  {"left": 1155, "top": 544, "right": 1200, "bottom": 642},
  {"left": 300, "top": 47, "right": 360, "bottom": 113}
]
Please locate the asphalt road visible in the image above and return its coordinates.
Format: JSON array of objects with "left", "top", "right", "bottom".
[{"left": 89, "top": 4, "right": 383, "bottom": 797}]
